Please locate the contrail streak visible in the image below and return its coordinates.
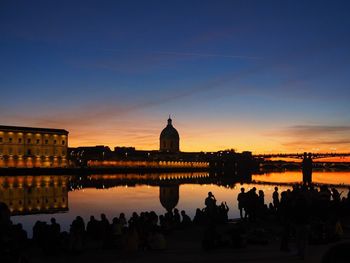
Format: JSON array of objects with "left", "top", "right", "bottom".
[
  {"left": 153, "top": 51, "right": 261, "bottom": 60},
  {"left": 100, "top": 48, "right": 261, "bottom": 60}
]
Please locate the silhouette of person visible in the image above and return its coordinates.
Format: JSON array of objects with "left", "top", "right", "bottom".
[
  {"left": 219, "top": 202, "right": 229, "bottom": 222},
  {"left": 205, "top": 192, "right": 217, "bottom": 218},
  {"left": 332, "top": 188, "right": 341, "bottom": 203},
  {"left": 273, "top": 187, "right": 280, "bottom": 211},
  {"left": 180, "top": 210, "right": 192, "bottom": 227},
  {"left": 193, "top": 208, "right": 204, "bottom": 225},
  {"left": 173, "top": 208, "right": 181, "bottom": 226},
  {"left": 87, "top": 215, "right": 99, "bottom": 240},
  {"left": 237, "top": 188, "right": 247, "bottom": 219},
  {"left": 302, "top": 152, "right": 313, "bottom": 184},
  {"left": 50, "top": 217, "right": 60, "bottom": 238},
  {"left": 246, "top": 187, "right": 258, "bottom": 221}
]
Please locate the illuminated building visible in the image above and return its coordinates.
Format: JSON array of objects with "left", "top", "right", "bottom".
[
  {"left": 0, "top": 176, "right": 68, "bottom": 215},
  {"left": 159, "top": 117, "right": 180, "bottom": 152},
  {"left": 0, "top": 125, "right": 68, "bottom": 168}
]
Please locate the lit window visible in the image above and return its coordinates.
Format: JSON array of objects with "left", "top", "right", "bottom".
[
  {"left": 36, "top": 139, "right": 40, "bottom": 144},
  {"left": 62, "top": 140, "right": 65, "bottom": 145},
  {"left": 9, "top": 138, "right": 13, "bottom": 143},
  {"left": 54, "top": 140, "right": 57, "bottom": 144}
]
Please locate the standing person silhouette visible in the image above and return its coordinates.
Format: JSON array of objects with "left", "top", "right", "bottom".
[
  {"left": 237, "top": 188, "right": 247, "bottom": 219},
  {"left": 205, "top": 192, "right": 217, "bottom": 219},
  {"left": 302, "top": 152, "right": 313, "bottom": 184},
  {"left": 273, "top": 187, "right": 280, "bottom": 211}
]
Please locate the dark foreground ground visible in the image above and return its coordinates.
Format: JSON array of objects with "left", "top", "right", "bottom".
[{"left": 19, "top": 219, "right": 350, "bottom": 263}]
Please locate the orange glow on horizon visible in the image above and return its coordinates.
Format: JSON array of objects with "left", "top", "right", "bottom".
[
  {"left": 69, "top": 130, "right": 350, "bottom": 154},
  {"left": 10, "top": 114, "right": 348, "bottom": 154},
  {"left": 67, "top": 132, "right": 350, "bottom": 155}
]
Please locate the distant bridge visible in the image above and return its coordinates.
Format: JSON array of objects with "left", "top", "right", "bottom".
[{"left": 254, "top": 152, "right": 350, "bottom": 160}]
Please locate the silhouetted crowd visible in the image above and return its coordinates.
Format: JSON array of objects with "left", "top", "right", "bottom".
[
  {"left": 1, "top": 184, "right": 350, "bottom": 262},
  {"left": 237, "top": 184, "right": 350, "bottom": 259},
  {"left": 0, "top": 195, "right": 231, "bottom": 262}
]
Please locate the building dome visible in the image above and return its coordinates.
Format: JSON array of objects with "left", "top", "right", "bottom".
[
  {"left": 159, "top": 117, "right": 180, "bottom": 152},
  {"left": 159, "top": 185, "right": 179, "bottom": 212}
]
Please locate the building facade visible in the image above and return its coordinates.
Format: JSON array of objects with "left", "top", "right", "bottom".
[
  {"left": 0, "top": 125, "right": 68, "bottom": 168},
  {"left": 0, "top": 175, "right": 68, "bottom": 215}
]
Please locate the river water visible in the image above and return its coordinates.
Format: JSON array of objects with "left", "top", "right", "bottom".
[{"left": 1, "top": 170, "right": 349, "bottom": 236}]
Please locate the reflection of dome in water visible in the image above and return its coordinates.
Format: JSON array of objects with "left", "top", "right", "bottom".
[
  {"left": 159, "top": 185, "right": 179, "bottom": 212},
  {"left": 159, "top": 117, "right": 180, "bottom": 152}
]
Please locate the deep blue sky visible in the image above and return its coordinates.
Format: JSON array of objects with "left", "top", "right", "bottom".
[{"left": 1, "top": 0, "right": 350, "bottom": 152}]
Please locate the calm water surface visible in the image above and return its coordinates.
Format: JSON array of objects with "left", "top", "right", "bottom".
[{"left": 1, "top": 170, "right": 349, "bottom": 236}]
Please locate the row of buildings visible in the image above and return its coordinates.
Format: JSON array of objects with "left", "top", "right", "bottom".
[{"left": 0, "top": 118, "right": 256, "bottom": 173}]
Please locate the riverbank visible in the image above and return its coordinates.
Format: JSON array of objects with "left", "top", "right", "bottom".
[{"left": 0, "top": 167, "right": 210, "bottom": 176}]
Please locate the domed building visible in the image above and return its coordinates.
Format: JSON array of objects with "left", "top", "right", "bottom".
[
  {"left": 159, "top": 185, "right": 179, "bottom": 212},
  {"left": 159, "top": 117, "right": 180, "bottom": 152}
]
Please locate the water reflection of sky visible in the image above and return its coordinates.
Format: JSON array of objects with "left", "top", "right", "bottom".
[
  {"left": 6, "top": 171, "right": 350, "bottom": 236},
  {"left": 253, "top": 171, "right": 350, "bottom": 185}
]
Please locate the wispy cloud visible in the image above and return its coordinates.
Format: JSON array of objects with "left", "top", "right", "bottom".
[
  {"left": 77, "top": 47, "right": 262, "bottom": 74},
  {"left": 101, "top": 48, "right": 261, "bottom": 60},
  {"left": 152, "top": 51, "right": 261, "bottom": 60},
  {"left": 282, "top": 139, "right": 350, "bottom": 147},
  {"left": 271, "top": 125, "right": 350, "bottom": 137},
  {"left": 265, "top": 124, "right": 350, "bottom": 151}
]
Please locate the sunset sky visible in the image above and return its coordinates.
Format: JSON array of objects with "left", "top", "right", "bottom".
[{"left": 1, "top": 0, "right": 350, "bottom": 153}]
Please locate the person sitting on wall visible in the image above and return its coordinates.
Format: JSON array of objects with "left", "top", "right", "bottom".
[{"left": 181, "top": 210, "right": 192, "bottom": 228}]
